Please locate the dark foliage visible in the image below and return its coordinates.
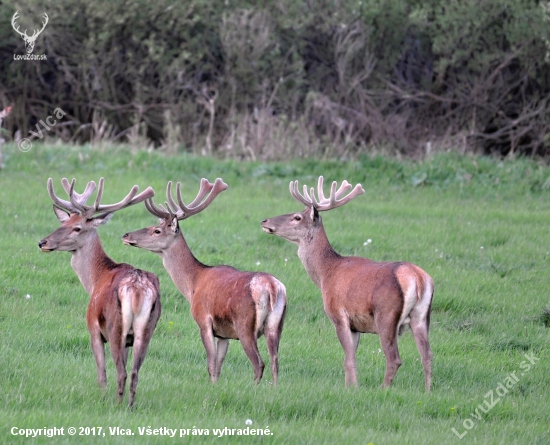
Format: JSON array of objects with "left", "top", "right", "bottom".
[{"left": 1, "top": 0, "right": 549, "bottom": 158}]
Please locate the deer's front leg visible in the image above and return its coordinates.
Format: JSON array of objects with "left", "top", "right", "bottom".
[
  {"left": 333, "top": 320, "right": 360, "bottom": 387},
  {"left": 214, "top": 338, "right": 230, "bottom": 381},
  {"left": 199, "top": 322, "right": 218, "bottom": 382}
]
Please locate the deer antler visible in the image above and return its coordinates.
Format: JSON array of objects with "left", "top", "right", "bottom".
[
  {"left": 28, "top": 13, "right": 48, "bottom": 40},
  {"left": 289, "top": 176, "right": 365, "bottom": 211},
  {"left": 48, "top": 178, "right": 80, "bottom": 213},
  {"left": 11, "top": 11, "right": 48, "bottom": 41},
  {"left": 11, "top": 11, "right": 25, "bottom": 38},
  {"left": 144, "top": 178, "right": 228, "bottom": 221},
  {"left": 48, "top": 177, "right": 154, "bottom": 218}
]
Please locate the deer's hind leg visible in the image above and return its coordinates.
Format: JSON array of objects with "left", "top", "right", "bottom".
[
  {"left": 236, "top": 320, "right": 265, "bottom": 384},
  {"left": 375, "top": 308, "right": 404, "bottom": 388},
  {"left": 410, "top": 303, "right": 433, "bottom": 391}
]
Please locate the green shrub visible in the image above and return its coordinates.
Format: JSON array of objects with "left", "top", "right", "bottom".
[{"left": 1, "top": 0, "right": 549, "bottom": 158}]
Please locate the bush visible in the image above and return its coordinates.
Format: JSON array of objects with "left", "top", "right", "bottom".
[{"left": 1, "top": 0, "right": 549, "bottom": 159}]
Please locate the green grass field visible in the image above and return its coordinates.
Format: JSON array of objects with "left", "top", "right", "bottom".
[{"left": 1, "top": 144, "right": 549, "bottom": 444}]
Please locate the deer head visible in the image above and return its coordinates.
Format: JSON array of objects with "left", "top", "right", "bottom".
[
  {"left": 261, "top": 176, "right": 365, "bottom": 244},
  {"left": 39, "top": 177, "right": 154, "bottom": 253},
  {"left": 122, "top": 178, "right": 228, "bottom": 253},
  {"left": 12, "top": 11, "right": 49, "bottom": 54}
]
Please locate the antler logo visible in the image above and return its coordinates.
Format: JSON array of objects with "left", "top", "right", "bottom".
[{"left": 11, "top": 11, "right": 49, "bottom": 55}]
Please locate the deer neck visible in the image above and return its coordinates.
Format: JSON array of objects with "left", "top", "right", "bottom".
[
  {"left": 161, "top": 234, "right": 206, "bottom": 302},
  {"left": 70, "top": 232, "right": 117, "bottom": 296},
  {"left": 297, "top": 224, "right": 341, "bottom": 290}
]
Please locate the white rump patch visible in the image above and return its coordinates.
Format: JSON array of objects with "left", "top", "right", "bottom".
[
  {"left": 119, "top": 273, "right": 157, "bottom": 338},
  {"left": 266, "top": 279, "right": 286, "bottom": 330},
  {"left": 396, "top": 265, "right": 433, "bottom": 335},
  {"left": 250, "top": 275, "right": 286, "bottom": 334},
  {"left": 395, "top": 266, "right": 419, "bottom": 336}
]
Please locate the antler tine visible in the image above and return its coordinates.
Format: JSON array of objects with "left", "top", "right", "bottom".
[
  {"left": 327, "top": 181, "right": 340, "bottom": 207},
  {"left": 97, "top": 187, "right": 137, "bottom": 213},
  {"left": 95, "top": 178, "right": 154, "bottom": 214},
  {"left": 144, "top": 197, "right": 171, "bottom": 220},
  {"left": 164, "top": 181, "right": 185, "bottom": 219},
  {"left": 78, "top": 180, "right": 97, "bottom": 203},
  {"left": 315, "top": 176, "right": 328, "bottom": 203},
  {"left": 186, "top": 178, "right": 215, "bottom": 208},
  {"left": 64, "top": 178, "right": 95, "bottom": 216},
  {"left": 165, "top": 181, "right": 177, "bottom": 211},
  {"left": 175, "top": 181, "right": 196, "bottom": 213},
  {"left": 164, "top": 202, "right": 176, "bottom": 220},
  {"left": 27, "top": 13, "right": 49, "bottom": 39},
  {"left": 304, "top": 184, "right": 316, "bottom": 204},
  {"left": 92, "top": 177, "right": 105, "bottom": 211},
  {"left": 97, "top": 186, "right": 154, "bottom": 213},
  {"left": 142, "top": 182, "right": 180, "bottom": 221},
  {"left": 289, "top": 180, "right": 314, "bottom": 207},
  {"left": 11, "top": 11, "right": 24, "bottom": 37},
  {"left": 60, "top": 177, "right": 72, "bottom": 194},
  {"left": 125, "top": 186, "right": 155, "bottom": 206},
  {"left": 334, "top": 180, "right": 353, "bottom": 199},
  {"left": 58, "top": 177, "right": 97, "bottom": 216},
  {"left": 41, "top": 13, "right": 49, "bottom": 29},
  {"left": 174, "top": 178, "right": 228, "bottom": 221},
  {"left": 47, "top": 178, "right": 77, "bottom": 213}
]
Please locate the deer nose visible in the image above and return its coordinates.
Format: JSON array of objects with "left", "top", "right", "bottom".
[
  {"left": 261, "top": 219, "right": 267, "bottom": 224},
  {"left": 38, "top": 239, "right": 47, "bottom": 248},
  {"left": 122, "top": 233, "right": 129, "bottom": 238}
]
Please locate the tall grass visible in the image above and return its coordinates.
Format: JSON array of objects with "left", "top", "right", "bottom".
[{"left": 0, "top": 143, "right": 549, "bottom": 444}]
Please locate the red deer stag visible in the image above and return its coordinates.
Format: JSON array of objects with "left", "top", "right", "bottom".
[
  {"left": 38, "top": 178, "right": 161, "bottom": 407},
  {"left": 261, "top": 176, "right": 433, "bottom": 390},
  {"left": 122, "top": 178, "right": 287, "bottom": 385}
]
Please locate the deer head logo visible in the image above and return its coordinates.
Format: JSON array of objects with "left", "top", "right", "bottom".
[{"left": 11, "top": 11, "right": 49, "bottom": 55}]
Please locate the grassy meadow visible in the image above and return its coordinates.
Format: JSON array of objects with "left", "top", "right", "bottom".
[{"left": 0, "top": 143, "right": 549, "bottom": 444}]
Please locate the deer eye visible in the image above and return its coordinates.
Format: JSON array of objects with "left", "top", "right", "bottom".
[
  {"left": 293, "top": 215, "right": 302, "bottom": 221},
  {"left": 73, "top": 227, "right": 81, "bottom": 232},
  {"left": 154, "top": 229, "right": 161, "bottom": 234}
]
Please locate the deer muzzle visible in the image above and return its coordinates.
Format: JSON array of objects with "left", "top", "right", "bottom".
[
  {"left": 121, "top": 233, "right": 137, "bottom": 246},
  {"left": 260, "top": 219, "right": 275, "bottom": 234},
  {"left": 38, "top": 239, "right": 54, "bottom": 252}
]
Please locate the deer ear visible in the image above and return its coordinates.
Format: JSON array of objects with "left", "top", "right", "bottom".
[
  {"left": 169, "top": 216, "right": 179, "bottom": 233},
  {"left": 310, "top": 206, "right": 320, "bottom": 224},
  {"left": 53, "top": 205, "right": 70, "bottom": 223},
  {"left": 92, "top": 212, "right": 114, "bottom": 227}
]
